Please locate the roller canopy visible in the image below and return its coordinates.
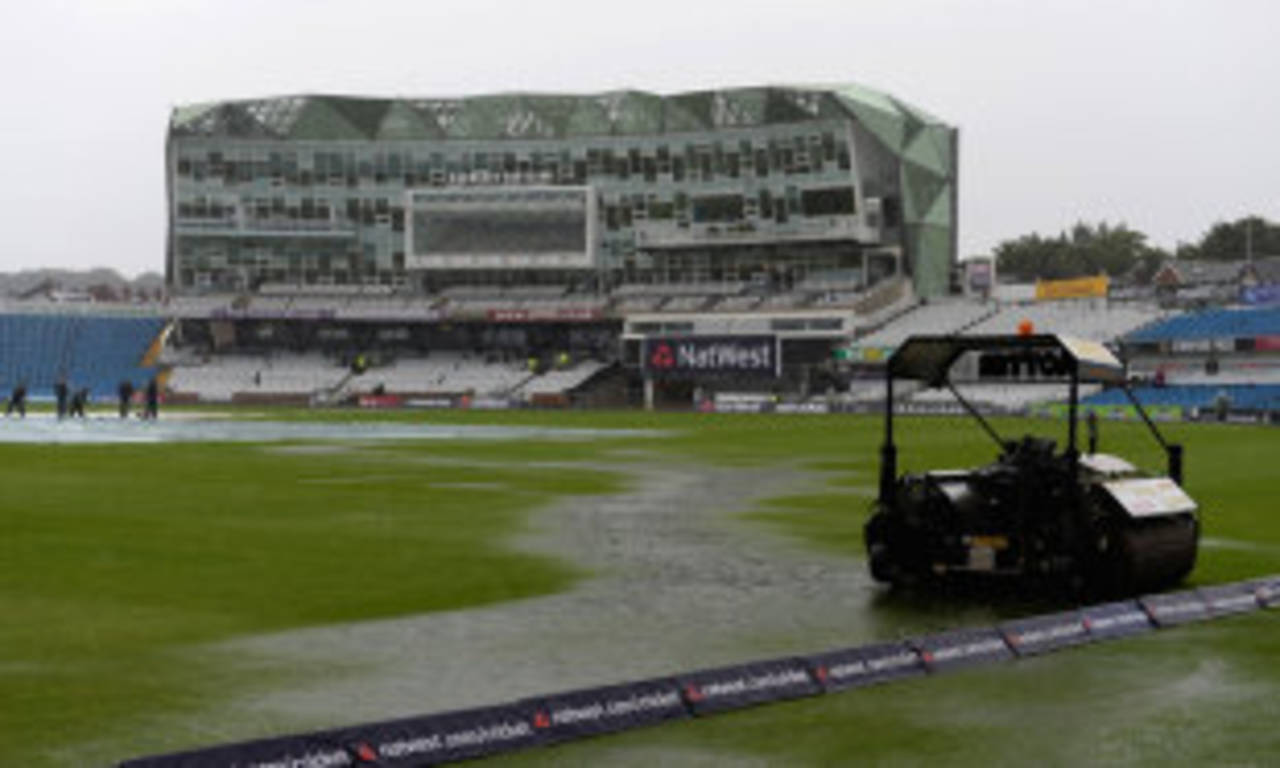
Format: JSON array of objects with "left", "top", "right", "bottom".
[{"left": 888, "top": 334, "right": 1125, "bottom": 386}]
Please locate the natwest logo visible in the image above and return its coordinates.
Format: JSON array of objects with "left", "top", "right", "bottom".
[
  {"left": 650, "top": 343, "right": 676, "bottom": 369},
  {"left": 643, "top": 335, "right": 778, "bottom": 378}
]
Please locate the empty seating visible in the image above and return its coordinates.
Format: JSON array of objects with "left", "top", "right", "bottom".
[
  {"left": 1084, "top": 384, "right": 1280, "bottom": 412},
  {"left": 1126, "top": 307, "right": 1280, "bottom": 342},
  {"left": 515, "top": 361, "right": 608, "bottom": 397},
  {"left": 349, "top": 353, "right": 530, "bottom": 397},
  {"left": 965, "top": 301, "right": 1166, "bottom": 342},
  {"left": 0, "top": 313, "right": 166, "bottom": 398},
  {"left": 166, "top": 353, "right": 347, "bottom": 402},
  {"left": 857, "top": 301, "right": 994, "bottom": 347}
]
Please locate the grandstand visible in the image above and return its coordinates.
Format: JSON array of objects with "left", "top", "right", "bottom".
[
  {"left": 962, "top": 301, "right": 1166, "bottom": 341},
  {"left": 1083, "top": 384, "right": 1280, "bottom": 415},
  {"left": 3, "top": 260, "right": 1275, "bottom": 418},
  {"left": 1124, "top": 306, "right": 1280, "bottom": 343},
  {"left": 854, "top": 299, "right": 996, "bottom": 347},
  {"left": 0, "top": 313, "right": 167, "bottom": 399},
  {"left": 167, "top": 85, "right": 958, "bottom": 300}
]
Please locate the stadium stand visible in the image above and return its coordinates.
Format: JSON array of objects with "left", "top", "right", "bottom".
[
  {"left": 1083, "top": 384, "right": 1280, "bottom": 413},
  {"left": 348, "top": 353, "right": 532, "bottom": 397},
  {"left": 1125, "top": 307, "right": 1280, "bottom": 342},
  {"left": 166, "top": 353, "right": 347, "bottom": 402},
  {"left": 962, "top": 301, "right": 1165, "bottom": 342},
  {"left": 855, "top": 300, "right": 996, "bottom": 347},
  {"left": 0, "top": 313, "right": 166, "bottom": 398},
  {"left": 514, "top": 360, "right": 610, "bottom": 399}
]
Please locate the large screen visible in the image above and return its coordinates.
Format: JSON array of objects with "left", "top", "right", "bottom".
[
  {"left": 412, "top": 208, "right": 585, "bottom": 255},
  {"left": 407, "top": 187, "right": 593, "bottom": 270}
]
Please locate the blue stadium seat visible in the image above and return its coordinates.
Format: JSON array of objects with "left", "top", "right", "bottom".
[
  {"left": 0, "top": 314, "right": 167, "bottom": 400},
  {"left": 1127, "top": 307, "right": 1280, "bottom": 342},
  {"left": 1083, "top": 384, "right": 1280, "bottom": 412}
]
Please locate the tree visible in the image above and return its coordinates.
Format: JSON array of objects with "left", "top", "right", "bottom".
[
  {"left": 994, "top": 221, "right": 1160, "bottom": 281},
  {"left": 1182, "top": 216, "right": 1280, "bottom": 261}
]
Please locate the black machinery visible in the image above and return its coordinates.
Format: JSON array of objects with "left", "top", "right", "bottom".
[{"left": 865, "top": 333, "right": 1199, "bottom": 596}]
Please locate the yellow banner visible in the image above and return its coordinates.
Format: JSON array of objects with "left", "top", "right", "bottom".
[{"left": 1035, "top": 274, "right": 1109, "bottom": 301}]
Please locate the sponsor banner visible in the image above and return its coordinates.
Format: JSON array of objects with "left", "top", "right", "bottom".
[
  {"left": 467, "top": 398, "right": 513, "bottom": 411},
  {"left": 1080, "top": 600, "right": 1153, "bottom": 640},
  {"left": 1170, "top": 339, "right": 1214, "bottom": 353},
  {"left": 713, "top": 392, "right": 774, "bottom": 414},
  {"left": 713, "top": 401, "right": 768, "bottom": 413},
  {"left": 842, "top": 345, "right": 893, "bottom": 363},
  {"left": 912, "top": 627, "right": 1012, "bottom": 673},
  {"left": 1035, "top": 274, "right": 1109, "bottom": 301},
  {"left": 805, "top": 641, "right": 924, "bottom": 692},
  {"left": 998, "top": 611, "right": 1090, "bottom": 657},
  {"left": 678, "top": 657, "right": 821, "bottom": 716},
  {"left": 1250, "top": 574, "right": 1280, "bottom": 608},
  {"left": 1139, "top": 591, "right": 1211, "bottom": 627},
  {"left": 357, "top": 394, "right": 403, "bottom": 409},
  {"left": 643, "top": 335, "right": 780, "bottom": 378},
  {"left": 1241, "top": 284, "right": 1280, "bottom": 306},
  {"left": 522, "top": 678, "right": 687, "bottom": 745},
  {"left": 120, "top": 735, "right": 355, "bottom": 768},
  {"left": 966, "top": 259, "right": 993, "bottom": 291},
  {"left": 1256, "top": 335, "right": 1280, "bottom": 352},
  {"left": 120, "top": 703, "right": 540, "bottom": 768},
  {"left": 774, "top": 402, "right": 831, "bottom": 415},
  {"left": 487, "top": 307, "right": 604, "bottom": 323},
  {"left": 1197, "top": 583, "right": 1262, "bottom": 617},
  {"left": 405, "top": 397, "right": 456, "bottom": 409},
  {"left": 1041, "top": 403, "right": 1184, "bottom": 422}
]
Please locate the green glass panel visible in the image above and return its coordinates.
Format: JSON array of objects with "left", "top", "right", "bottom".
[
  {"left": 665, "top": 92, "right": 713, "bottom": 132},
  {"left": 327, "top": 98, "right": 393, "bottom": 138},
  {"left": 376, "top": 101, "right": 440, "bottom": 140},
  {"left": 609, "top": 92, "right": 664, "bottom": 135},
  {"left": 903, "top": 130, "right": 948, "bottom": 176},
  {"left": 288, "top": 99, "right": 367, "bottom": 140},
  {"left": 565, "top": 98, "right": 614, "bottom": 136}
]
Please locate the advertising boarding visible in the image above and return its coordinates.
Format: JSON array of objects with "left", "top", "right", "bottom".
[{"left": 642, "top": 335, "right": 780, "bottom": 378}]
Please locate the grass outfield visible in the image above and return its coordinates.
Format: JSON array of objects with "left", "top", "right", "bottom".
[{"left": 0, "top": 409, "right": 1277, "bottom": 765}]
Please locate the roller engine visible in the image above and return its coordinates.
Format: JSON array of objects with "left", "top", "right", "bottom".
[{"left": 864, "top": 334, "right": 1199, "bottom": 596}]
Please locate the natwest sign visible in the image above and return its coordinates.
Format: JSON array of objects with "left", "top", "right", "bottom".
[{"left": 642, "top": 335, "right": 780, "bottom": 377}]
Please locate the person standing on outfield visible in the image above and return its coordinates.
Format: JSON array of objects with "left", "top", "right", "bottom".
[
  {"left": 118, "top": 379, "right": 134, "bottom": 419},
  {"left": 5, "top": 381, "right": 26, "bottom": 417},
  {"left": 144, "top": 376, "right": 159, "bottom": 420},
  {"left": 69, "top": 388, "right": 89, "bottom": 419},
  {"left": 54, "top": 377, "right": 69, "bottom": 420}
]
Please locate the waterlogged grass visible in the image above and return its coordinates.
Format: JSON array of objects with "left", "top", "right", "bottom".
[
  {"left": 494, "top": 610, "right": 1280, "bottom": 768},
  {"left": 0, "top": 437, "right": 620, "bottom": 766},
  {"left": 1, "top": 408, "right": 1277, "bottom": 766}
]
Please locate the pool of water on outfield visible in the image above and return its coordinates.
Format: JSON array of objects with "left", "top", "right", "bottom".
[{"left": 0, "top": 413, "right": 656, "bottom": 444}]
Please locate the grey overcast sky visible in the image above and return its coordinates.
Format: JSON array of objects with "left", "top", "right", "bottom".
[{"left": 0, "top": 0, "right": 1276, "bottom": 276}]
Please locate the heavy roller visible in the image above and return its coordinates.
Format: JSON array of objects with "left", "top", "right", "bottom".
[{"left": 864, "top": 333, "right": 1199, "bottom": 596}]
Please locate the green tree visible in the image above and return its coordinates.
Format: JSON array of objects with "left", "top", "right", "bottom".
[
  {"left": 1183, "top": 216, "right": 1280, "bottom": 261},
  {"left": 994, "top": 221, "right": 1159, "bottom": 281}
]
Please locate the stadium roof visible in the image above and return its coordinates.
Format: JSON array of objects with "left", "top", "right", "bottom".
[{"left": 169, "top": 84, "right": 951, "bottom": 158}]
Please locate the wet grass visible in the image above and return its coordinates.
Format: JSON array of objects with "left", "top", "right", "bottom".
[
  {"left": 0, "top": 437, "right": 619, "bottom": 766},
  {"left": 1, "top": 408, "right": 1277, "bottom": 765},
  {"left": 495, "top": 610, "right": 1280, "bottom": 768}
]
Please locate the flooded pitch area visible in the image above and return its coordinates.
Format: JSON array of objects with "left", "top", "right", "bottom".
[{"left": 0, "top": 413, "right": 658, "bottom": 444}]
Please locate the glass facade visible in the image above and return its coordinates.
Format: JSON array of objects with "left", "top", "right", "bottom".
[{"left": 167, "top": 86, "right": 957, "bottom": 295}]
